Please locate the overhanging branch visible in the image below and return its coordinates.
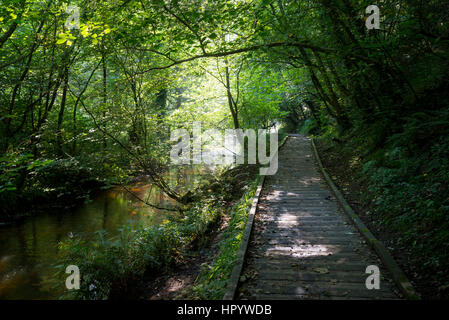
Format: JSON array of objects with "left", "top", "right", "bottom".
[{"left": 138, "top": 41, "right": 334, "bottom": 74}]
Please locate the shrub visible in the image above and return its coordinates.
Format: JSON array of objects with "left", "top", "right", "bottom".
[{"left": 56, "top": 193, "right": 223, "bottom": 299}]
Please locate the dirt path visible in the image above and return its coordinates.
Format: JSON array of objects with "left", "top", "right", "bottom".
[{"left": 238, "top": 135, "right": 401, "bottom": 300}]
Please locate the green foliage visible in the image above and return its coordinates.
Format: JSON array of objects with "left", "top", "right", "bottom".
[
  {"left": 0, "top": 151, "right": 53, "bottom": 212},
  {"left": 0, "top": 152, "right": 35, "bottom": 193},
  {"left": 57, "top": 222, "right": 183, "bottom": 299},
  {"left": 298, "top": 119, "right": 319, "bottom": 135},
  {"left": 189, "top": 179, "right": 259, "bottom": 299},
  {"left": 362, "top": 135, "right": 449, "bottom": 270}
]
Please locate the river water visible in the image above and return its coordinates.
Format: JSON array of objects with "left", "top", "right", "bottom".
[{"left": 0, "top": 168, "right": 207, "bottom": 300}]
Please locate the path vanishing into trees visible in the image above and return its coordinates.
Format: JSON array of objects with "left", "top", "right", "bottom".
[{"left": 237, "top": 135, "right": 401, "bottom": 300}]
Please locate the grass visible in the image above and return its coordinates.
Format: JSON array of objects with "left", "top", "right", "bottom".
[{"left": 187, "top": 178, "right": 259, "bottom": 299}]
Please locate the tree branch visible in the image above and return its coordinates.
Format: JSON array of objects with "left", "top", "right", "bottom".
[{"left": 138, "top": 41, "right": 333, "bottom": 74}]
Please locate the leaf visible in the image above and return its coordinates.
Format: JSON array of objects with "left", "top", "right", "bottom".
[
  {"left": 80, "top": 24, "right": 90, "bottom": 38},
  {"left": 312, "top": 267, "right": 329, "bottom": 274},
  {"left": 56, "top": 34, "right": 67, "bottom": 44}
]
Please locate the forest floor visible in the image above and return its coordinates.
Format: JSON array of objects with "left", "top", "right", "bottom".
[
  {"left": 315, "top": 139, "right": 432, "bottom": 299},
  {"left": 139, "top": 216, "right": 228, "bottom": 300}
]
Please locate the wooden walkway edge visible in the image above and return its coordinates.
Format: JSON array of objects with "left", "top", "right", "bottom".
[
  {"left": 310, "top": 138, "right": 419, "bottom": 300},
  {"left": 223, "top": 135, "right": 289, "bottom": 300}
]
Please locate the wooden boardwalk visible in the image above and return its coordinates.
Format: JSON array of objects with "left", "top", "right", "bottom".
[{"left": 238, "top": 135, "right": 401, "bottom": 300}]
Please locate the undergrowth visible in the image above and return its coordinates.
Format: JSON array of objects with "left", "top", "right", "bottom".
[
  {"left": 189, "top": 178, "right": 259, "bottom": 299},
  {"left": 57, "top": 198, "right": 223, "bottom": 299}
]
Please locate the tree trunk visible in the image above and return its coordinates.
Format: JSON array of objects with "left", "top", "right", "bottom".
[
  {"left": 57, "top": 67, "right": 69, "bottom": 156},
  {"left": 102, "top": 52, "right": 107, "bottom": 150},
  {"left": 225, "top": 64, "right": 239, "bottom": 129}
]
